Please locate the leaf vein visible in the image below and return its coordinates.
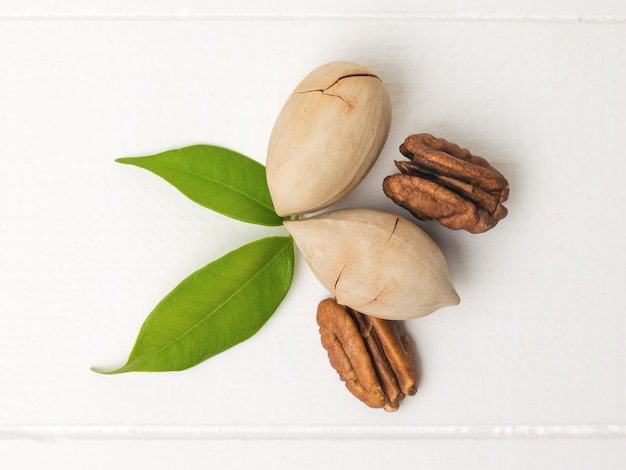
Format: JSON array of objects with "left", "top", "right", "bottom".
[{"left": 143, "top": 160, "right": 276, "bottom": 214}]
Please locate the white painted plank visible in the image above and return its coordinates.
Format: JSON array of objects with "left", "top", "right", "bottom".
[
  {"left": 1, "top": 17, "right": 624, "bottom": 431},
  {"left": 2, "top": 438, "right": 626, "bottom": 470},
  {"left": 0, "top": 0, "right": 625, "bottom": 18}
]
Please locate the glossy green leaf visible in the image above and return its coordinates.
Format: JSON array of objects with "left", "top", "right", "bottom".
[
  {"left": 94, "top": 236, "right": 294, "bottom": 373},
  {"left": 116, "top": 145, "right": 284, "bottom": 226}
]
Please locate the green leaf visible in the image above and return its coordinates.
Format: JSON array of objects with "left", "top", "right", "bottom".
[
  {"left": 116, "top": 145, "right": 284, "bottom": 226},
  {"left": 94, "top": 236, "right": 294, "bottom": 373}
]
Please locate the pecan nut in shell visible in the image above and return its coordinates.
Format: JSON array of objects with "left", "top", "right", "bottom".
[
  {"left": 383, "top": 133, "right": 509, "bottom": 233},
  {"left": 317, "top": 298, "right": 419, "bottom": 412},
  {"left": 267, "top": 61, "right": 391, "bottom": 216}
]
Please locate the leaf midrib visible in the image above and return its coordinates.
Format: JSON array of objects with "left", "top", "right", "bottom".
[
  {"left": 128, "top": 159, "right": 277, "bottom": 215},
  {"left": 123, "top": 239, "right": 291, "bottom": 371}
]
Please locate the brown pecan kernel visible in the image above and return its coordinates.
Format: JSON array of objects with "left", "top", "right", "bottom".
[
  {"left": 383, "top": 133, "right": 509, "bottom": 233},
  {"left": 316, "top": 298, "right": 419, "bottom": 412}
]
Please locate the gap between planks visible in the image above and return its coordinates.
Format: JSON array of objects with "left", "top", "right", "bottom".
[
  {"left": 1, "top": 424, "right": 626, "bottom": 441},
  {"left": 0, "top": 12, "right": 625, "bottom": 23}
]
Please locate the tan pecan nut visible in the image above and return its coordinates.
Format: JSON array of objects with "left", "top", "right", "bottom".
[
  {"left": 383, "top": 133, "right": 509, "bottom": 233},
  {"left": 316, "top": 298, "right": 419, "bottom": 412}
]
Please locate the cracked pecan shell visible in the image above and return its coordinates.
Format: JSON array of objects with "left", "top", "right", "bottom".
[
  {"left": 266, "top": 61, "right": 391, "bottom": 216},
  {"left": 284, "top": 208, "right": 459, "bottom": 320},
  {"left": 383, "top": 133, "right": 509, "bottom": 233}
]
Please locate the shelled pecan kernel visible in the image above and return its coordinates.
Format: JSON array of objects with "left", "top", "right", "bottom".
[
  {"left": 383, "top": 133, "right": 509, "bottom": 233},
  {"left": 316, "top": 298, "right": 419, "bottom": 412}
]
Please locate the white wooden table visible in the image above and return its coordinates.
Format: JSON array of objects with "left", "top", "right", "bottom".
[{"left": 1, "top": 1, "right": 625, "bottom": 468}]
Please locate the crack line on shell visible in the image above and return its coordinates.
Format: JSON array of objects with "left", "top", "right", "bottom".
[
  {"left": 335, "top": 263, "right": 348, "bottom": 290},
  {"left": 294, "top": 73, "right": 382, "bottom": 108},
  {"left": 387, "top": 217, "right": 400, "bottom": 243},
  {"left": 295, "top": 72, "right": 381, "bottom": 95}
]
